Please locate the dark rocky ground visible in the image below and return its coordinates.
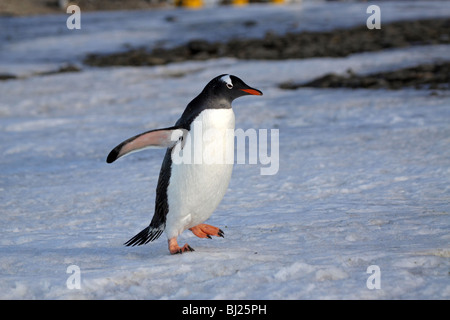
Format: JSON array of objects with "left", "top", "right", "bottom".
[
  {"left": 2, "top": 15, "right": 449, "bottom": 91},
  {"left": 0, "top": 64, "right": 81, "bottom": 81},
  {"left": 0, "top": 0, "right": 167, "bottom": 16},
  {"left": 82, "top": 17, "right": 450, "bottom": 91},
  {"left": 279, "top": 62, "right": 450, "bottom": 91},
  {"left": 84, "top": 18, "right": 449, "bottom": 66}
]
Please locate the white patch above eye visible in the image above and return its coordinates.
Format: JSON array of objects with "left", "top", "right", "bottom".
[{"left": 220, "top": 75, "right": 233, "bottom": 89}]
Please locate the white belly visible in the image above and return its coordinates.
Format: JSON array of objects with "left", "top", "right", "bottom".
[{"left": 165, "top": 109, "right": 235, "bottom": 239}]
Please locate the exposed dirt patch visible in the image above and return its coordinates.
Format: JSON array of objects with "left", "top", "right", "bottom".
[
  {"left": 279, "top": 62, "right": 450, "bottom": 91},
  {"left": 0, "top": 0, "right": 167, "bottom": 16},
  {"left": 83, "top": 18, "right": 450, "bottom": 67}
]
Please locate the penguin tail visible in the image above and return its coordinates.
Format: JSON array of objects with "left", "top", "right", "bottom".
[{"left": 124, "top": 224, "right": 164, "bottom": 247}]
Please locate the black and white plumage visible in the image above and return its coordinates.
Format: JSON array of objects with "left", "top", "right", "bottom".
[{"left": 107, "top": 74, "right": 262, "bottom": 254}]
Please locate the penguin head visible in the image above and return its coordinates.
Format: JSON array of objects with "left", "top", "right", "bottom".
[
  {"left": 177, "top": 74, "right": 263, "bottom": 127},
  {"left": 204, "top": 74, "right": 263, "bottom": 102}
]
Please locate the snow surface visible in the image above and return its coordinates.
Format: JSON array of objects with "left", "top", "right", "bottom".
[{"left": 0, "top": 1, "right": 449, "bottom": 299}]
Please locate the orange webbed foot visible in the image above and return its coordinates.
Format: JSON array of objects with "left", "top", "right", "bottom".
[
  {"left": 189, "top": 224, "right": 224, "bottom": 239},
  {"left": 168, "top": 238, "right": 194, "bottom": 255}
]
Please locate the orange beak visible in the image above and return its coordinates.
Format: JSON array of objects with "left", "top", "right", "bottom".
[{"left": 240, "top": 88, "right": 263, "bottom": 96}]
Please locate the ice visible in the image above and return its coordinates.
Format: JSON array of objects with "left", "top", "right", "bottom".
[{"left": 1, "top": 1, "right": 449, "bottom": 300}]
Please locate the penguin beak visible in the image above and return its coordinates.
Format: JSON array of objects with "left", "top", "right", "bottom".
[{"left": 240, "top": 88, "right": 263, "bottom": 96}]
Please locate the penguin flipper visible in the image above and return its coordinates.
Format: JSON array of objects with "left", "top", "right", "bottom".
[{"left": 107, "top": 126, "right": 186, "bottom": 163}]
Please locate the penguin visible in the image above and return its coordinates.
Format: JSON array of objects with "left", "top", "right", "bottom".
[{"left": 107, "top": 74, "right": 262, "bottom": 254}]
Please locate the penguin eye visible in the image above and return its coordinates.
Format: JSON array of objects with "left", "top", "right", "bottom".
[{"left": 226, "top": 83, "right": 233, "bottom": 89}]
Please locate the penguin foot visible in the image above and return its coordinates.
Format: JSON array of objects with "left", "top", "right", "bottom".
[
  {"left": 168, "top": 238, "right": 195, "bottom": 254},
  {"left": 189, "top": 224, "right": 224, "bottom": 239}
]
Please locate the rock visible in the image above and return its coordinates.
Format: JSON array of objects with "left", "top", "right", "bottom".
[
  {"left": 0, "top": 73, "right": 17, "bottom": 81},
  {"left": 279, "top": 62, "right": 450, "bottom": 91}
]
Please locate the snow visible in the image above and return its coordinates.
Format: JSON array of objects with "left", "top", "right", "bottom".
[{"left": 1, "top": 1, "right": 449, "bottom": 300}]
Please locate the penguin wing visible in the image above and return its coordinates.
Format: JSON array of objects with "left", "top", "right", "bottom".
[{"left": 106, "top": 126, "right": 186, "bottom": 163}]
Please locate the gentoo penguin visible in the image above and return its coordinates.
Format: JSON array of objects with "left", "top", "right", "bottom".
[{"left": 107, "top": 74, "right": 262, "bottom": 254}]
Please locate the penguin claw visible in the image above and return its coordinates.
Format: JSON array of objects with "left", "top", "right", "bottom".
[{"left": 175, "top": 244, "right": 194, "bottom": 254}]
